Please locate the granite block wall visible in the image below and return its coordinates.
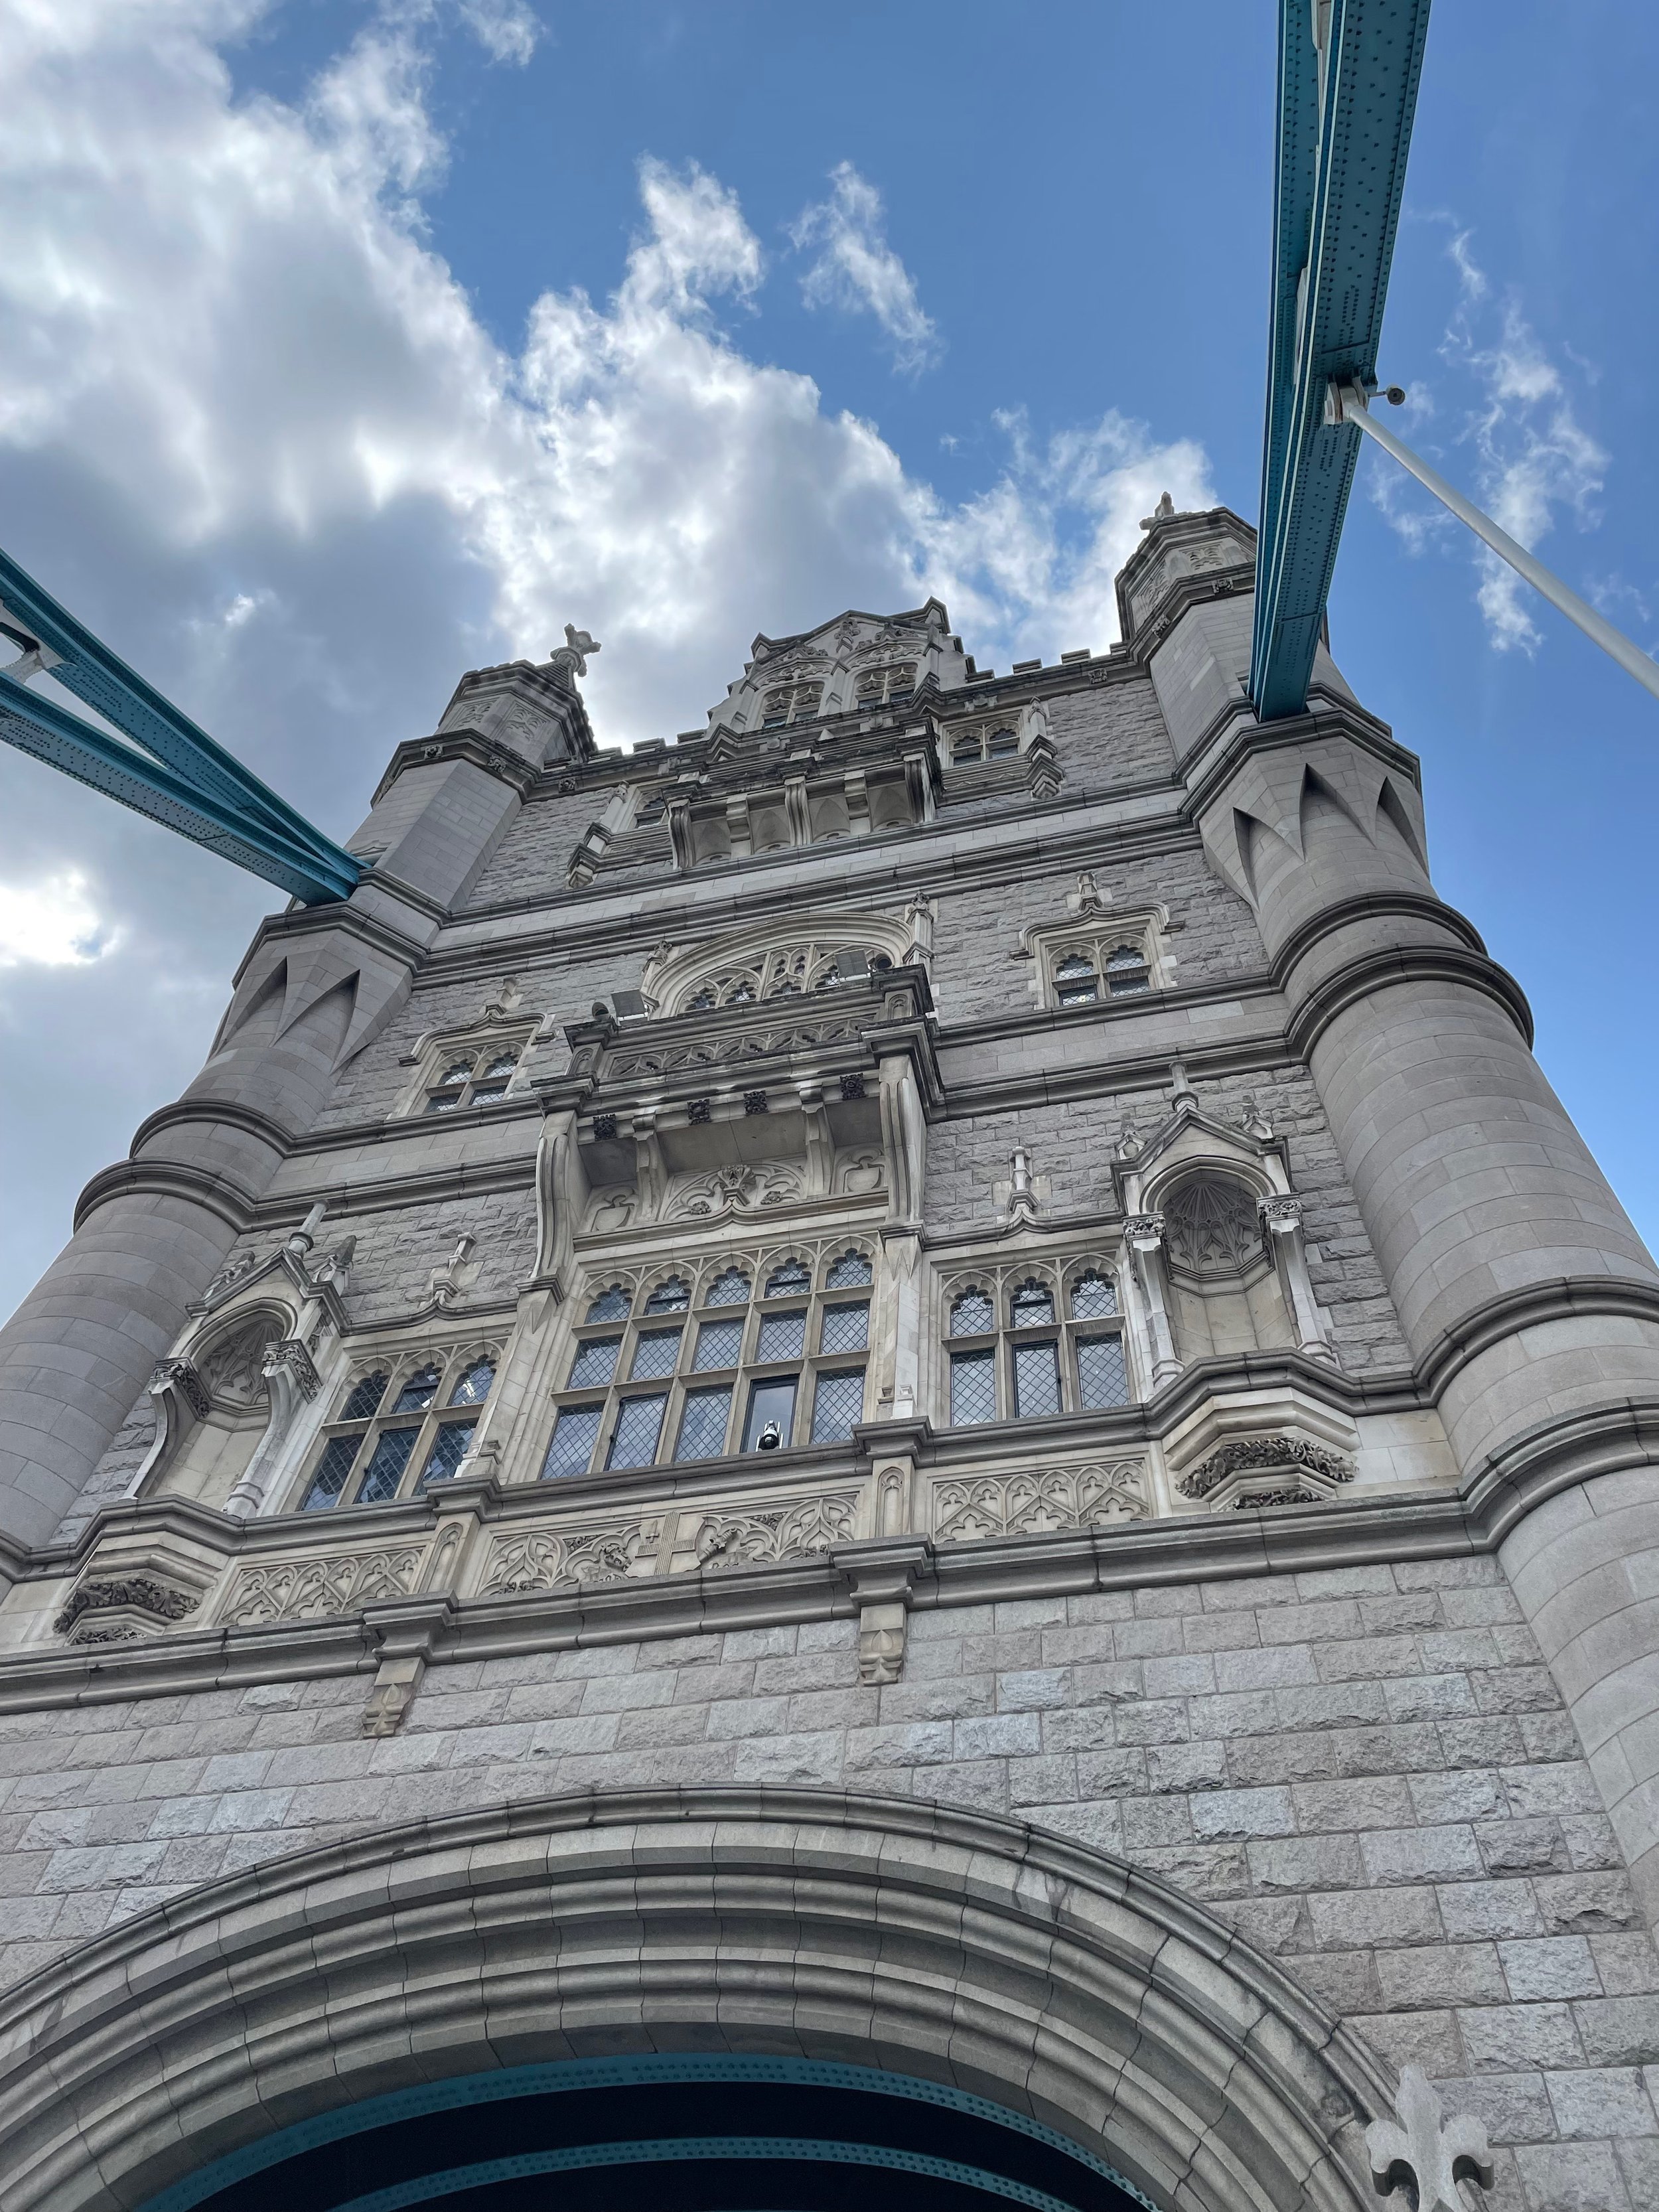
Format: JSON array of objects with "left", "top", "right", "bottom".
[{"left": 0, "top": 1554, "right": 1646, "bottom": 2208}]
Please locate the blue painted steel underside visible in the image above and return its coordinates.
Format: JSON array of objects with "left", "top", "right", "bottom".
[
  {"left": 0, "top": 544, "right": 360, "bottom": 905},
  {"left": 1250, "top": 0, "right": 1432, "bottom": 721}
]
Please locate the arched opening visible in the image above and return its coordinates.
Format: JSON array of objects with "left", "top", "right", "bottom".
[{"left": 0, "top": 1787, "right": 1395, "bottom": 2212}]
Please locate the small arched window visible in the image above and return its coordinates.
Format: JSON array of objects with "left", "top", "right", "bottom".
[
  {"left": 391, "top": 1364, "right": 441, "bottom": 1414},
  {"left": 687, "top": 986, "right": 717, "bottom": 1011},
  {"left": 950, "top": 1288, "right": 995, "bottom": 1337},
  {"left": 1104, "top": 943, "right": 1151, "bottom": 996},
  {"left": 644, "top": 1276, "right": 691, "bottom": 1315},
  {"left": 705, "top": 1268, "right": 751, "bottom": 1307},
  {"left": 449, "top": 1359, "right": 496, "bottom": 1406},
  {"left": 987, "top": 727, "right": 1019, "bottom": 758},
  {"left": 587, "top": 1285, "right": 632, "bottom": 1323},
  {"left": 764, "top": 1258, "right": 813, "bottom": 1298},
  {"left": 952, "top": 735, "right": 980, "bottom": 765},
  {"left": 826, "top": 1250, "right": 873, "bottom": 1289},
  {"left": 1009, "top": 1280, "right": 1055, "bottom": 1329},
  {"left": 340, "top": 1372, "right": 388, "bottom": 1422},
  {"left": 1053, "top": 953, "right": 1098, "bottom": 1007},
  {"left": 1069, "top": 1270, "right": 1118, "bottom": 1320}
]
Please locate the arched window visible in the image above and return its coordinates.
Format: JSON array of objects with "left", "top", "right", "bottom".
[
  {"left": 952, "top": 735, "right": 980, "bottom": 765},
  {"left": 687, "top": 986, "right": 717, "bottom": 1011},
  {"left": 644, "top": 1276, "right": 691, "bottom": 1315},
  {"left": 1104, "top": 943, "right": 1151, "bottom": 996},
  {"left": 1053, "top": 953, "right": 1098, "bottom": 1007},
  {"left": 987, "top": 727, "right": 1019, "bottom": 759},
  {"left": 299, "top": 1349, "right": 493, "bottom": 1512},
  {"left": 421, "top": 1041, "right": 526, "bottom": 1114},
  {"left": 1045, "top": 928, "right": 1156, "bottom": 1011},
  {"left": 944, "top": 1265, "right": 1129, "bottom": 1426},
  {"left": 856, "top": 663, "right": 917, "bottom": 710},
  {"left": 587, "top": 1285, "right": 631, "bottom": 1323},
  {"left": 541, "top": 1252, "right": 870, "bottom": 1477}
]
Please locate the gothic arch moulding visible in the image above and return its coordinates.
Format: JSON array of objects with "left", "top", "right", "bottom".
[
  {"left": 0, "top": 1785, "right": 1406, "bottom": 2212},
  {"left": 640, "top": 907, "right": 920, "bottom": 1015}
]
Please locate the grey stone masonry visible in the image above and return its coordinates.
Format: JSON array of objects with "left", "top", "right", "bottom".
[{"left": 0, "top": 1558, "right": 1653, "bottom": 2207}]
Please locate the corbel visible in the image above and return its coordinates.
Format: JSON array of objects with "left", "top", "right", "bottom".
[
  {"left": 358, "top": 1596, "right": 455, "bottom": 1737},
  {"left": 724, "top": 792, "right": 753, "bottom": 859},
  {"left": 841, "top": 766, "right": 871, "bottom": 836},
  {"left": 666, "top": 796, "right": 695, "bottom": 873},
  {"left": 834, "top": 1538, "right": 930, "bottom": 1685},
  {"left": 1125, "top": 1213, "right": 1182, "bottom": 1386},
  {"left": 796, "top": 1082, "right": 834, "bottom": 1197},
  {"left": 782, "top": 769, "right": 813, "bottom": 848},
  {"left": 222, "top": 1337, "right": 322, "bottom": 1521},
  {"left": 631, "top": 1111, "right": 666, "bottom": 1220}
]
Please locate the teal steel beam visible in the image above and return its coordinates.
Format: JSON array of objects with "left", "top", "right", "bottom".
[
  {"left": 0, "top": 544, "right": 360, "bottom": 905},
  {"left": 1250, "top": 0, "right": 1432, "bottom": 721}
]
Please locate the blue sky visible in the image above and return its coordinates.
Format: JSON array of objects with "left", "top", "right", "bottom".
[{"left": 0, "top": 0, "right": 1656, "bottom": 1323}]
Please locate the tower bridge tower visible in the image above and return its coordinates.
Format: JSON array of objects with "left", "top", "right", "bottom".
[{"left": 1, "top": 516, "right": 1656, "bottom": 2211}]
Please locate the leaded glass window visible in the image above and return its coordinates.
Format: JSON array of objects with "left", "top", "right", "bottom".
[
  {"left": 297, "top": 1347, "right": 500, "bottom": 1512},
  {"left": 421, "top": 1039, "right": 526, "bottom": 1114},
  {"left": 941, "top": 1262, "right": 1132, "bottom": 1425},
  {"left": 542, "top": 1250, "right": 873, "bottom": 1475}
]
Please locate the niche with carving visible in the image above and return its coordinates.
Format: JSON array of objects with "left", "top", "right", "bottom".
[
  {"left": 158, "top": 1309, "right": 287, "bottom": 1507},
  {"left": 1160, "top": 1172, "right": 1297, "bottom": 1361}
]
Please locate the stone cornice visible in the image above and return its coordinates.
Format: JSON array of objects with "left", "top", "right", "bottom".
[
  {"left": 1286, "top": 941, "right": 1534, "bottom": 1058},
  {"left": 126, "top": 1097, "right": 295, "bottom": 1164},
  {"left": 1179, "top": 696, "right": 1420, "bottom": 823},
  {"left": 72, "top": 1157, "right": 261, "bottom": 1238},
  {"left": 1415, "top": 1276, "right": 1659, "bottom": 1403},
  {"left": 1268, "top": 891, "right": 1488, "bottom": 992},
  {"left": 247, "top": 1150, "right": 538, "bottom": 1225},
  {"left": 227, "top": 885, "right": 433, "bottom": 990},
  {"left": 370, "top": 729, "right": 543, "bottom": 808}
]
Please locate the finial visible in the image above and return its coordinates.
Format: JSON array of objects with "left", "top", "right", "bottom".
[
  {"left": 1366, "top": 2068, "right": 1494, "bottom": 2212},
  {"left": 1169, "top": 1057, "right": 1198, "bottom": 1108},
  {"left": 546, "top": 624, "right": 601, "bottom": 682},
  {"left": 1139, "top": 490, "right": 1177, "bottom": 530}
]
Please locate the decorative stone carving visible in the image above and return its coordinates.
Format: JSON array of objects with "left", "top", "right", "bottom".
[
  {"left": 200, "top": 1250, "right": 260, "bottom": 1306},
  {"left": 1178, "top": 1435, "right": 1354, "bottom": 1512},
  {"left": 693, "top": 1491, "right": 859, "bottom": 1571},
  {"left": 480, "top": 1520, "right": 663, "bottom": 1596},
  {"left": 198, "top": 1318, "right": 281, "bottom": 1408},
  {"left": 55, "top": 1576, "right": 200, "bottom": 1642},
  {"left": 545, "top": 623, "right": 600, "bottom": 685},
  {"left": 217, "top": 1546, "right": 428, "bottom": 1626},
  {"left": 362, "top": 1655, "right": 427, "bottom": 1739},
  {"left": 1366, "top": 2066, "right": 1494, "bottom": 2212},
  {"left": 933, "top": 1461, "right": 1147, "bottom": 1546},
  {"left": 261, "top": 1338, "right": 321, "bottom": 1398},
  {"left": 1164, "top": 1177, "right": 1261, "bottom": 1274},
  {"left": 668, "top": 1163, "right": 804, "bottom": 1220},
  {"left": 607, "top": 1014, "right": 864, "bottom": 1080},
  {"left": 858, "top": 1603, "right": 906, "bottom": 1684},
  {"left": 147, "top": 1357, "right": 211, "bottom": 1422}
]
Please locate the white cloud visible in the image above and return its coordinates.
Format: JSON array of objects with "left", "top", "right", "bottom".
[
  {"left": 0, "top": 871, "right": 112, "bottom": 969},
  {"left": 0, "top": 0, "right": 1211, "bottom": 1317},
  {"left": 790, "top": 162, "right": 942, "bottom": 376},
  {"left": 1373, "top": 224, "right": 1608, "bottom": 654}
]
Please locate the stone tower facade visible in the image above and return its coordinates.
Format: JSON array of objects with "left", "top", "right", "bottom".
[{"left": 2, "top": 510, "right": 1658, "bottom": 2212}]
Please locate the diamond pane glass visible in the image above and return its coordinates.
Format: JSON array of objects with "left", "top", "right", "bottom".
[
  {"left": 742, "top": 1375, "right": 798, "bottom": 1451},
  {"left": 1069, "top": 1271, "right": 1118, "bottom": 1321},
  {"left": 952, "top": 737, "right": 979, "bottom": 763},
  {"left": 481, "top": 1053, "right": 519, "bottom": 1078},
  {"left": 340, "top": 1372, "right": 388, "bottom": 1422},
  {"left": 763, "top": 1259, "right": 812, "bottom": 1298},
  {"left": 419, "top": 1420, "right": 475, "bottom": 1485},
  {"left": 392, "top": 1365, "right": 440, "bottom": 1414},
  {"left": 1010, "top": 1280, "right": 1055, "bottom": 1329},
  {"left": 586, "top": 1285, "right": 632, "bottom": 1322},
  {"left": 705, "top": 1268, "right": 751, "bottom": 1307},
  {"left": 820, "top": 1302, "right": 869, "bottom": 1354},
  {"left": 301, "top": 1434, "right": 359, "bottom": 1511},
  {"left": 674, "top": 1386, "right": 733, "bottom": 1462},
  {"left": 607, "top": 1394, "right": 668, "bottom": 1469},
  {"left": 987, "top": 728, "right": 1018, "bottom": 757},
  {"left": 1012, "top": 1339, "right": 1062, "bottom": 1418},
  {"left": 756, "top": 1309, "right": 806, "bottom": 1362},
  {"left": 693, "top": 1318, "right": 744, "bottom": 1372},
  {"left": 439, "top": 1061, "right": 472, "bottom": 1085},
  {"left": 449, "top": 1359, "right": 495, "bottom": 1406},
  {"left": 1076, "top": 1334, "right": 1129, "bottom": 1410},
  {"left": 644, "top": 1276, "right": 691, "bottom": 1315},
  {"left": 1105, "top": 945, "right": 1151, "bottom": 995},
  {"left": 470, "top": 1082, "right": 508, "bottom": 1104},
  {"left": 541, "top": 1404, "right": 602, "bottom": 1480},
  {"left": 356, "top": 1426, "right": 417, "bottom": 1503},
  {"left": 950, "top": 1289, "right": 995, "bottom": 1337},
  {"left": 825, "top": 1250, "right": 873, "bottom": 1288},
  {"left": 567, "top": 1336, "right": 621, "bottom": 1388},
  {"left": 950, "top": 1349, "right": 996, "bottom": 1425},
  {"left": 811, "top": 1368, "right": 865, "bottom": 1443},
  {"left": 425, "top": 1092, "right": 463, "bottom": 1114},
  {"left": 630, "top": 1328, "right": 683, "bottom": 1380}
]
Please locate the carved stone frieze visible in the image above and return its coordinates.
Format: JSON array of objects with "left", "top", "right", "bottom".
[
  {"left": 217, "top": 1546, "right": 428, "bottom": 1627},
  {"left": 932, "top": 1461, "right": 1148, "bottom": 1546},
  {"left": 1178, "top": 1434, "right": 1354, "bottom": 1512},
  {"left": 55, "top": 1576, "right": 201, "bottom": 1643},
  {"left": 480, "top": 1519, "right": 664, "bottom": 1595},
  {"left": 668, "top": 1163, "right": 804, "bottom": 1220},
  {"left": 693, "top": 1491, "right": 859, "bottom": 1571},
  {"left": 606, "top": 1015, "right": 863, "bottom": 1080}
]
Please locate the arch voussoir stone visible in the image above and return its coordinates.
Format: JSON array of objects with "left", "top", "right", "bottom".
[{"left": 0, "top": 1787, "right": 1400, "bottom": 2212}]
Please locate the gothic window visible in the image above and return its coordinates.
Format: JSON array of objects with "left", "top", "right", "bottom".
[
  {"left": 298, "top": 1347, "right": 496, "bottom": 1511},
  {"left": 944, "top": 1262, "right": 1129, "bottom": 1427},
  {"left": 855, "top": 663, "right": 916, "bottom": 710},
  {"left": 419, "top": 1037, "right": 529, "bottom": 1114},
  {"left": 540, "top": 1248, "right": 875, "bottom": 1478},
  {"left": 660, "top": 926, "right": 907, "bottom": 1016},
  {"left": 760, "top": 680, "right": 822, "bottom": 729},
  {"left": 1044, "top": 932, "right": 1153, "bottom": 1010},
  {"left": 587, "top": 1284, "right": 632, "bottom": 1322}
]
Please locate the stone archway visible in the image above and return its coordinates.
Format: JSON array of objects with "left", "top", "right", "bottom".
[{"left": 0, "top": 1787, "right": 1398, "bottom": 2212}]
